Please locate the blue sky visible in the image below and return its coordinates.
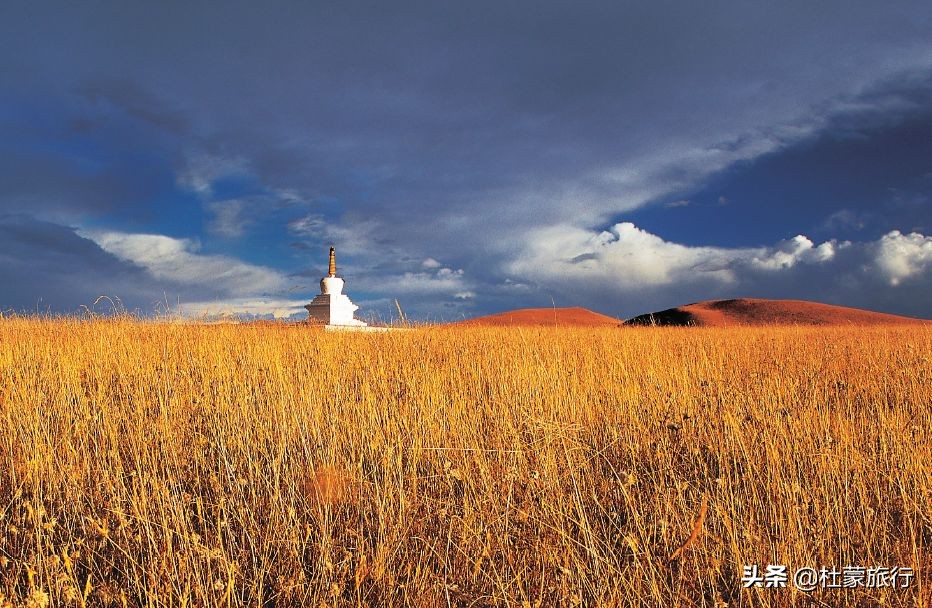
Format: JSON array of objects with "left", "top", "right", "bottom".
[{"left": 1, "top": 2, "right": 930, "bottom": 320}]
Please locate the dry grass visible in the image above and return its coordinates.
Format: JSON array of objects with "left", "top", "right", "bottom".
[{"left": 0, "top": 318, "right": 930, "bottom": 607}]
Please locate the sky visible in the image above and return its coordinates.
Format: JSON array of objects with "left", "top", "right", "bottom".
[{"left": 1, "top": 1, "right": 930, "bottom": 321}]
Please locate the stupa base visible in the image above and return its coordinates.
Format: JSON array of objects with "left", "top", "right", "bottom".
[{"left": 304, "top": 293, "right": 367, "bottom": 327}]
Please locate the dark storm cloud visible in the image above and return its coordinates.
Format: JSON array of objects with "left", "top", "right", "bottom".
[
  {"left": 0, "top": 86, "right": 186, "bottom": 224},
  {"left": 77, "top": 80, "right": 190, "bottom": 135},
  {"left": 6, "top": 2, "right": 928, "bottom": 213},
  {"left": 0, "top": 1, "right": 930, "bottom": 317}
]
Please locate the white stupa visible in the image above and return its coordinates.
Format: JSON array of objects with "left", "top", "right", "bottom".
[{"left": 305, "top": 247, "right": 367, "bottom": 327}]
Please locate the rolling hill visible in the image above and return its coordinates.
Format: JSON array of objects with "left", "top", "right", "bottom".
[
  {"left": 625, "top": 298, "right": 929, "bottom": 326},
  {"left": 456, "top": 306, "right": 620, "bottom": 327}
]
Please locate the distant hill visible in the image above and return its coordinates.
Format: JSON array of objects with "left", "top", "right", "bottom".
[
  {"left": 625, "top": 298, "right": 929, "bottom": 327},
  {"left": 456, "top": 306, "right": 620, "bottom": 327}
]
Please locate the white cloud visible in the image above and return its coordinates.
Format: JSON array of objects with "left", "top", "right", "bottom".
[
  {"left": 750, "top": 235, "right": 839, "bottom": 270},
  {"left": 873, "top": 230, "right": 932, "bottom": 285},
  {"left": 587, "top": 131, "right": 804, "bottom": 218},
  {"left": 287, "top": 213, "right": 326, "bottom": 236},
  {"left": 361, "top": 263, "right": 473, "bottom": 297},
  {"left": 177, "top": 298, "right": 308, "bottom": 319},
  {"left": 177, "top": 152, "right": 248, "bottom": 197},
  {"left": 82, "top": 230, "right": 286, "bottom": 295},
  {"left": 287, "top": 213, "right": 383, "bottom": 256},
  {"left": 510, "top": 222, "right": 745, "bottom": 288},
  {"left": 206, "top": 199, "right": 251, "bottom": 237},
  {"left": 273, "top": 188, "right": 306, "bottom": 205},
  {"left": 823, "top": 209, "right": 867, "bottom": 232},
  {"left": 394, "top": 268, "right": 469, "bottom": 295},
  {"left": 509, "top": 222, "right": 930, "bottom": 297}
]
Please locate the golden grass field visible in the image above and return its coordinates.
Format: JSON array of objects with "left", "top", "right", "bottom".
[{"left": 1, "top": 318, "right": 930, "bottom": 607}]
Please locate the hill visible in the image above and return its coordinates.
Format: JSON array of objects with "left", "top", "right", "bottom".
[
  {"left": 625, "top": 298, "right": 929, "bottom": 327},
  {"left": 456, "top": 306, "right": 620, "bottom": 327}
]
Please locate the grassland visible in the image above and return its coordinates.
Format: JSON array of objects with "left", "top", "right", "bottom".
[{"left": 0, "top": 318, "right": 930, "bottom": 607}]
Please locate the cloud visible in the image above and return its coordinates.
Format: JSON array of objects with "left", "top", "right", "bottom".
[
  {"left": 508, "top": 222, "right": 932, "bottom": 317},
  {"left": 750, "top": 236, "right": 838, "bottom": 271},
  {"left": 363, "top": 265, "right": 472, "bottom": 297},
  {"left": 177, "top": 298, "right": 308, "bottom": 320},
  {"left": 822, "top": 209, "right": 868, "bottom": 232},
  {"left": 0, "top": 219, "right": 310, "bottom": 319},
  {"left": 82, "top": 230, "right": 286, "bottom": 296},
  {"left": 4, "top": 2, "right": 928, "bottom": 235},
  {"left": 177, "top": 152, "right": 248, "bottom": 197},
  {"left": 510, "top": 222, "right": 743, "bottom": 288},
  {"left": 593, "top": 134, "right": 791, "bottom": 216},
  {"left": 873, "top": 230, "right": 932, "bottom": 285},
  {"left": 287, "top": 214, "right": 326, "bottom": 237},
  {"left": 78, "top": 79, "right": 189, "bottom": 134},
  {"left": 0, "top": 215, "right": 165, "bottom": 313},
  {"left": 287, "top": 213, "right": 387, "bottom": 255},
  {"left": 206, "top": 199, "right": 252, "bottom": 237}
]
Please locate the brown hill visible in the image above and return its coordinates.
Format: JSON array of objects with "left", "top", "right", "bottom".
[
  {"left": 457, "top": 306, "right": 620, "bottom": 327},
  {"left": 625, "top": 298, "right": 929, "bottom": 327}
]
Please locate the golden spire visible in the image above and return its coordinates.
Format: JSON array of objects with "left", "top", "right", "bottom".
[{"left": 328, "top": 247, "right": 336, "bottom": 277}]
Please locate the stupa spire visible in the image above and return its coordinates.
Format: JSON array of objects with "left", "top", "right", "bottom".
[{"left": 328, "top": 246, "right": 336, "bottom": 277}]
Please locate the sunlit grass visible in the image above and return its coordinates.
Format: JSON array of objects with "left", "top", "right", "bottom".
[{"left": 0, "top": 318, "right": 929, "bottom": 606}]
